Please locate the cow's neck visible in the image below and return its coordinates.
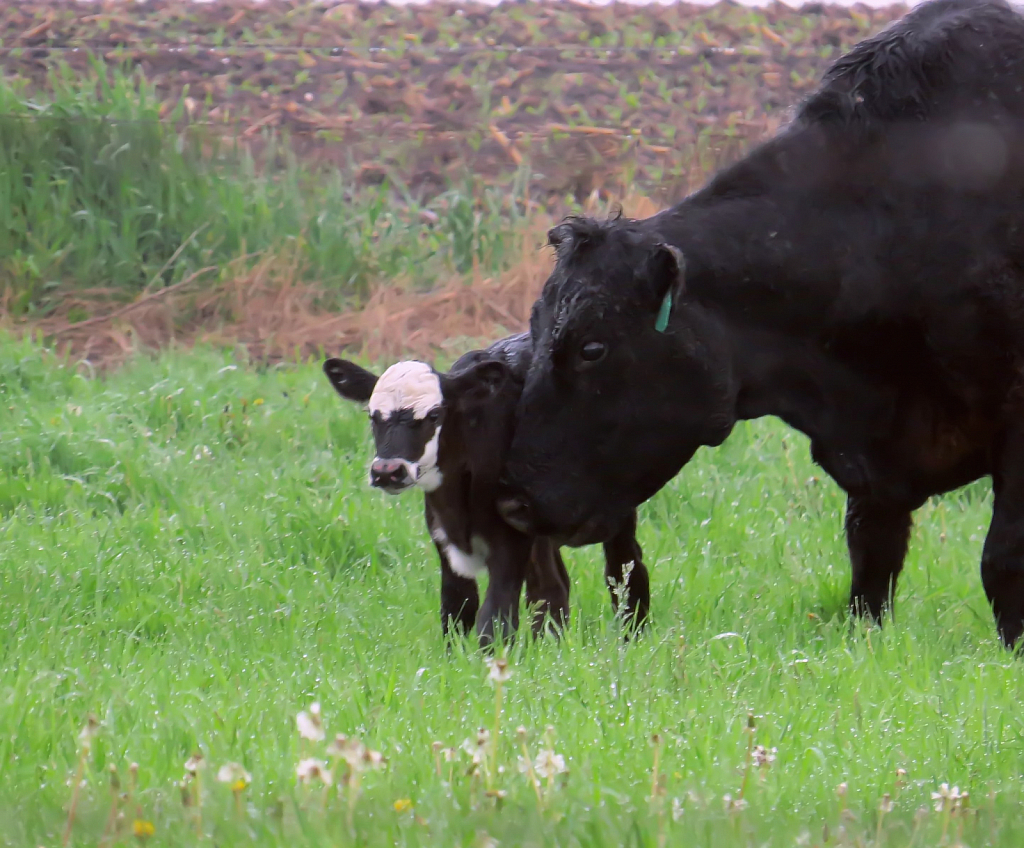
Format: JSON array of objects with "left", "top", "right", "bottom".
[
  {"left": 655, "top": 168, "right": 894, "bottom": 450},
  {"left": 726, "top": 323, "right": 892, "bottom": 445}
]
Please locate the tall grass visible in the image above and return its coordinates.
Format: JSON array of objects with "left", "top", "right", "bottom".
[
  {"left": 2, "top": 333, "right": 1023, "bottom": 847},
  {"left": 0, "top": 59, "right": 528, "bottom": 314}
]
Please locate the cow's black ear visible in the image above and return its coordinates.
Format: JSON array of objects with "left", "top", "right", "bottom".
[
  {"left": 642, "top": 243, "right": 686, "bottom": 332},
  {"left": 547, "top": 223, "right": 573, "bottom": 249},
  {"left": 323, "top": 358, "right": 378, "bottom": 403},
  {"left": 442, "top": 359, "right": 511, "bottom": 408}
]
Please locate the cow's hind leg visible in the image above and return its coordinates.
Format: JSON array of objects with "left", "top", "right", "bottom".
[
  {"left": 438, "top": 542, "right": 479, "bottom": 640},
  {"left": 845, "top": 495, "right": 912, "bottom": 623},
  {"left": 524, "top": 538, "right": 571, "bottom": 637},
  {"left": 981, "top": 431, "right": 1024, "bottom": 649},
  {"left": 603, "top": 510, "right": 650, "bottom": 635}
]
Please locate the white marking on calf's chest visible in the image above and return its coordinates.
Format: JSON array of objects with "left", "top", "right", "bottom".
[{"left": 431, "top": 526, "right": 490, "bottom": 580}]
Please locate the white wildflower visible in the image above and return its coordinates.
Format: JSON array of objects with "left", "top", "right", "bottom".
[
  {"left": 296, "top": 758, "right": 332, "bottom": 786},
  {"left": 533, "top": 749, "right": 567, "bottom": 780},
  {"left": 296, "top": 703, "right": 325, "bottom": 742}
]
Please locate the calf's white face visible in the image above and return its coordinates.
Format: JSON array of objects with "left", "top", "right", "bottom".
[{"left": 366, "top": 361, "right": 445, "bottom": 494}]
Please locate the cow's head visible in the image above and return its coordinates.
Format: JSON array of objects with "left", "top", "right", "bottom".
[
  {"left": 498, "top": 216, "right": 738, "bottom": 545},
  {"left": 323, "top": 356, "right": 510, "bottom": 495}
]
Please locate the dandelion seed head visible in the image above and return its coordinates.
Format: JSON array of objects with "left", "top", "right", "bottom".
[
  {"left": 326, "top": 734, "right": 349, "bottom": 758},
  {"left": 184, "top": 753, "right": 205, "bottom": 776},
  {"left": 752, "top": 745, "right": 777, "bottom": 768},
  {"left": 485, "top": 657, "right": 512, "bottom": 685},
  {"left": 533, "top": 749, "right": 567, "bottom": 780}
]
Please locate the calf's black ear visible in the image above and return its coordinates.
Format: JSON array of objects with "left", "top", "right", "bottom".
[
  {"left": 323, "top": 358, "right": 379, "bottom": 403},
  {"left": 641, "top": 243, "right": 686, "bottom": 333},
  {"left": 442, "top": 359, "right": 511, "bottom": 408}
]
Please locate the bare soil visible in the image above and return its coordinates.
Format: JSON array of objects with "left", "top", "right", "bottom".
[{"left": 1, "top": 1, "right": 909, "bottom": 365}]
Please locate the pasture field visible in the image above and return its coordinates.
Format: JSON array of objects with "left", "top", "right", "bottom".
[{"left": 3, "top": 333, "right": 1024, "bottom": 847}]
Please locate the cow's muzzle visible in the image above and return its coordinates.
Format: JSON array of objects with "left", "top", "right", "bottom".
[{"left": 370, "top": 457, "right": 415, "bottom": 493}]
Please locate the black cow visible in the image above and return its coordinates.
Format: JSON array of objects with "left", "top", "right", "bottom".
[
  {"left": 496, "top": 0, "right": 1024, "bottom": 648},
  {"left": 323, "top": 334, "right": 649, "bottom": 647}
]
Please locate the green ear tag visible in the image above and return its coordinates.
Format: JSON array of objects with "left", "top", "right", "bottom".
[{"left": 655, "top": 289, "right": 673, "bottom": 333}]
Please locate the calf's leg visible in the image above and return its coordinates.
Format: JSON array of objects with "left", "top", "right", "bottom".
[
  {"left": 844, "top": 495, "right": 913, "bottom": 622},
  {"left": 476, "top": 533, "right": 531, "bottom": 649},
  {"left": 524, "top": 538, "right": 571, "bottom": 637},
  {"left": 981, "top": 430, "right": 1024, "bottom": 649},
  {"left": 437, "top": 542, "right": 479, "bottom": 639},
  {"left": 603, "top": 510, "right": 650, "bottom": 634}
]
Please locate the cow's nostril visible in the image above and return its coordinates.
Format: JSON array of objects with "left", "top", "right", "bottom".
[
  {"left": 370, "top": 459, "right": 409, "bottom": 488},
  {"left": 497, "top": 496, "right": 534, "bottom": 534}
]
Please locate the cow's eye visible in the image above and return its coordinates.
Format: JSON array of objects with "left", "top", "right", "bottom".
[
  {"left": 427, "top": 408, "right": 442, "bottom": 423},
  {"left": 578, "top": 340, "right": 607, "bottom": 365}
]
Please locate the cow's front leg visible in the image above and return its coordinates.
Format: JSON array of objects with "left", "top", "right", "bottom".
[
  {"left": 476, "top": 536, "right": 531, "bottom": 649},
  {"left": 603, "top": 510, "right": 650, "bottom": 634},
  {"left": 845, "top": 495, "right": 912, "bottom": 622},
  {"left": 438, "top": 541, "right": 479, "bottom": 640},
  {"left": 524, "top": 538, "right": 570, "bottom": 637},
  {"left": 981, "top": 428, "right": 1024, "bottom": 649}
]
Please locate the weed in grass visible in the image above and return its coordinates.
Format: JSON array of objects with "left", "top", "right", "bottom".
[{"left": 0, "top": 64, "right": 524, "bottom": 314}]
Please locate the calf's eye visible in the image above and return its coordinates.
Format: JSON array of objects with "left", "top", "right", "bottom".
[{"left": 579, "top": 341, "right": 607, "bottom": 363}]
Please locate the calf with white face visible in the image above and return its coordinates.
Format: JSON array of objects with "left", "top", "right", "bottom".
[{"left": 324, "top": 338, "right": 651, "bottom": 646}]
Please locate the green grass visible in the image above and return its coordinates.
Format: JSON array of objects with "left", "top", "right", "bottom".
[
  {"left": 1, "top": 332, "right": 1022, "bottom": 847},
  {"left": 0, "top": 61, "right": 527, "bottom": 313}
]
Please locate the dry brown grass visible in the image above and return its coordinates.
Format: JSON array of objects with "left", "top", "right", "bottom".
[{"left": 10, "top": 194, "right": 663, "bottom": 370}]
